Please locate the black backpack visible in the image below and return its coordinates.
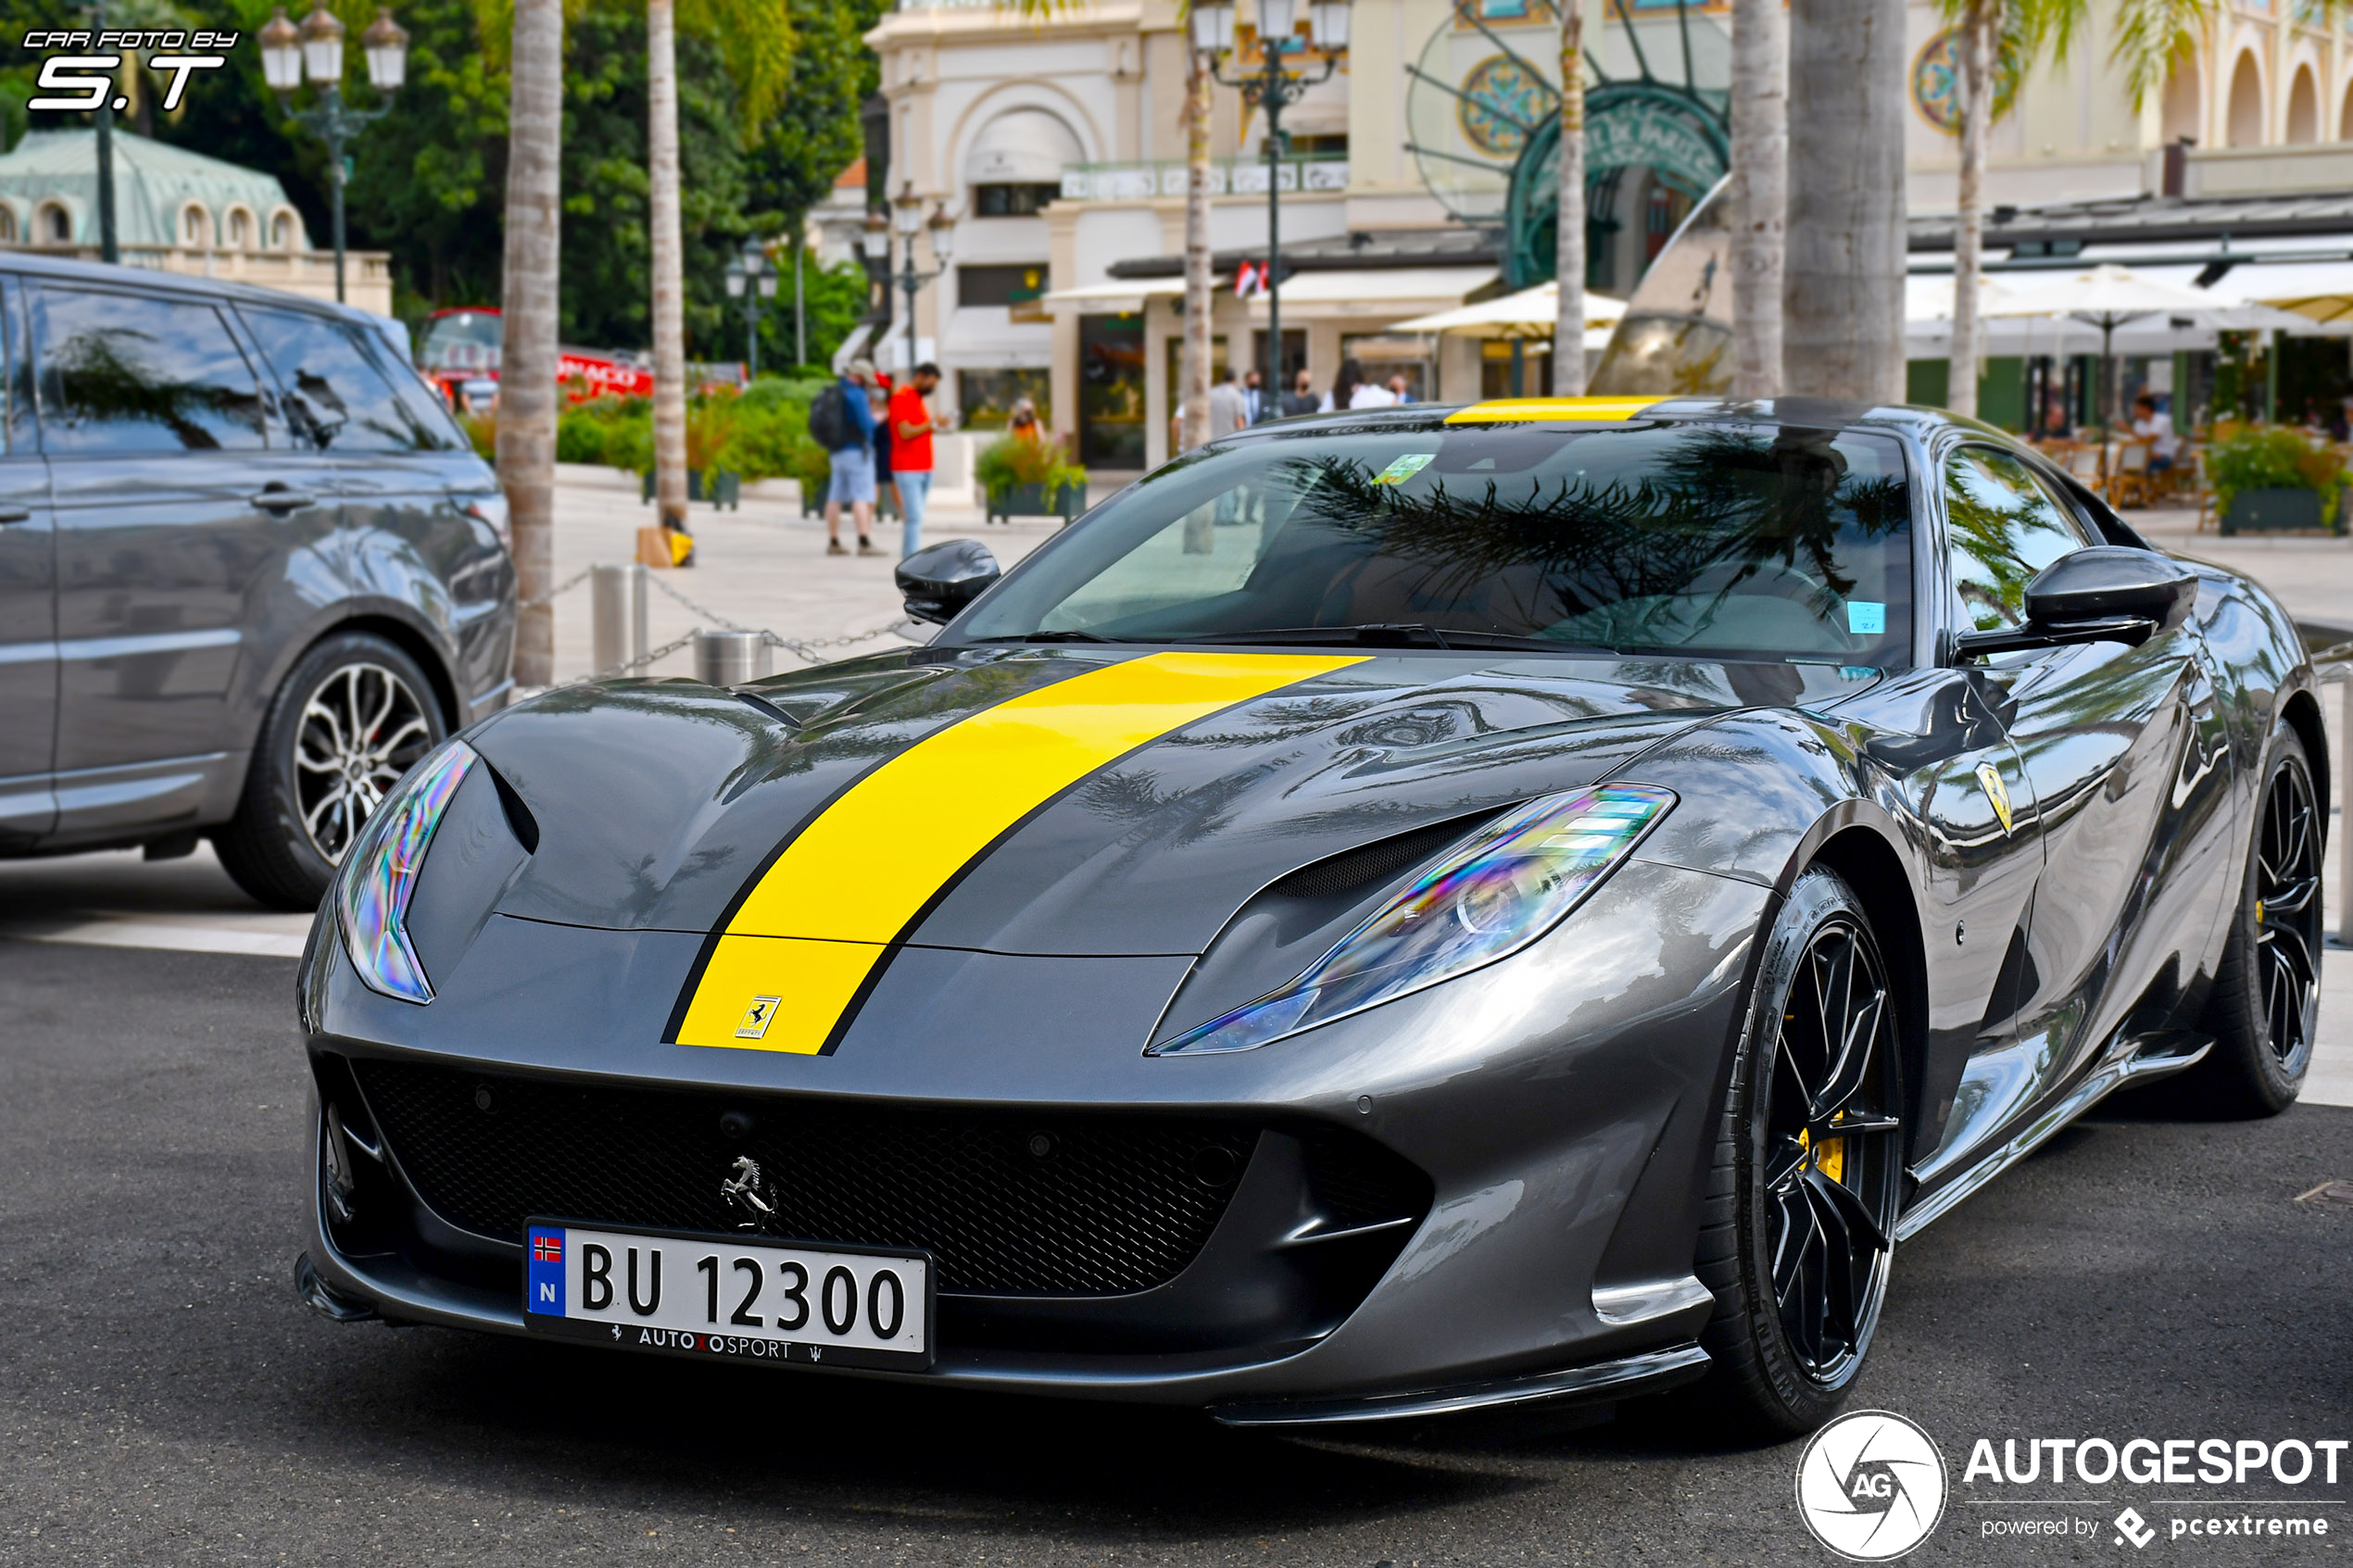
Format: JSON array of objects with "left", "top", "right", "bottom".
[{"left": 809, "top": 383, "right": 850, "bottom": 450}]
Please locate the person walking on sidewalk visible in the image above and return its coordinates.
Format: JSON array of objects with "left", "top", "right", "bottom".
[
  {"left": 815, "top": 358, "right": 882, "bottom": 557},
  {"left": 887, "top": 362, "right": 953, "bottom": 558}
]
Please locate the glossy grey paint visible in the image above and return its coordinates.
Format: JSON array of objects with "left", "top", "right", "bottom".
[
  {"left": 0, "top": 253, "right": 511, "bottom": 857},
  {"left": 296, "top": 400, "right": 2314, "bottom": 1410}
]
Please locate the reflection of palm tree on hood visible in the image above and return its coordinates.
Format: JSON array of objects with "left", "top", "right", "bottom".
[{"left": 53, "top": 330, "right": 260, "bottom": 448}]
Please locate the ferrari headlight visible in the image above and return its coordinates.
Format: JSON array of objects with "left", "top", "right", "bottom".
[
  {"left": 1151, "top": 784, "right": 1676, "bottom": 1056},
  {"left": 336, "top": 739, "right": 478, "bottom": 1004}
]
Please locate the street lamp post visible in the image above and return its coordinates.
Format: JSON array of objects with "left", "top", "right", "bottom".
[
  {"left": 262, "top": 4, "right": 409, "bottom": 305},
  {"left": 883, "top": 185, "right": 955, "bottom": 378},
  {"left": 723, "top": 237, "right": 778, "bottom": 379},
  {"left": 1192, "top": 0, "right": 1348, "bottom": 419}
]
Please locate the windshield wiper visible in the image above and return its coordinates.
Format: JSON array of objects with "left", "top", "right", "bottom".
[
  {"left": 968, "top": 630, "right": 1125, "bottom": 644},
  {"left": 1175, "top": 624, "right": 1619, "bottom": 655},
  {"left": 1177, "top": 623, "right": 1458, "bottom": 648}
]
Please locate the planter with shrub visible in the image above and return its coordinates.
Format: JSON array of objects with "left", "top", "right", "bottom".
[
  {"left": 977, "top": 434, "right": 1089, "bottom": 523},
  {"left": 2210, "top": 426, "right": 2349, "bottom": 534}
]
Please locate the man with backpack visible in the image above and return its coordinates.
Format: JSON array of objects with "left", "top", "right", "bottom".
[{"left": 812, "top": 358, "right": 882, "bottom": 557}]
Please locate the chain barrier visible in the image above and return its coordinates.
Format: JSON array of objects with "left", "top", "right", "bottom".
[{"left": 522, "top": 560, "right": 924, "bottom": 685}]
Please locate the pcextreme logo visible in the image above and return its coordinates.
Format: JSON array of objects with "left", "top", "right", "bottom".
[{"left": 1795, "top": 1410, "right": 1951, "bottom": 1561}]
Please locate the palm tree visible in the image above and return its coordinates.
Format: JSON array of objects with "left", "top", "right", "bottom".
[
  {"left": 648, "top": 0, "right": 688, "bottom": 531},
  {"left": 645, "top": 0, "right": 793, "bottom": 531},
  {"left": 1729, "top": 0, "right": 1785, "bottom": 398},
  {"left": 1182, "top": 41, "right": 1214, "bottom": 451},
  {"left": 1944, "top": 0, "right": 2213, "bottom": 420},
  {"left": 499, "top": 0, "right": 565, "bottom": 687},
  {"left": 1784, "top": 0, "right": 1907, "bottom": 402},
  {"left": 1552, "top": 0, "right": 1587, "bottom": 396}
]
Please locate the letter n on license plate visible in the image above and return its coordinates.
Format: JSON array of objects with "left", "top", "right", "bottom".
[{"left": 522, "top": 1219, "right": 933, "bottom": 1371}]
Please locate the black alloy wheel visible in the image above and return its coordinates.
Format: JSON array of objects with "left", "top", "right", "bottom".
[
  {"left": 2187, "top": 717, "right": 2321, "bottom": 1116},
  {"left": 1761, "top": 913, "right": 1906, "bottom": 1386},
  {"left": 216, "top": 632, "right": 447, "bottom": 911},
  {"left": 1695, "top": 864, "right": 1906, "bottom": 1436},
  {"left": 2252, "top": 754, "right": 2322, "bottom": 1072}
]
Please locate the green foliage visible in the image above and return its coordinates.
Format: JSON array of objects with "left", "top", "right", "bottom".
[
  {"left": 2208, "top": 426, "right": 2348, "bottom": 525},
  {"left": 552, "top": 382, "right": 822, "bottom": 483},
  {"left": 123, "top": 0, "right": 876, "bottom": 350},
  {"left": 976, "top": 434, "right": 1088, "bottom": 495}
]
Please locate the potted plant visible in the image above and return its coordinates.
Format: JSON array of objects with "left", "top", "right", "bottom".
[
  {"left": 977, "top": 433, "right": 1089, "bottom": 524},
  {"left": 2211, "top": 426, "right": 2348, "bottom": 535}
]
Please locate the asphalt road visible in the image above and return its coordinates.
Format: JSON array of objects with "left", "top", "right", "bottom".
[{"left": 3, "top": 940, "right": 2349, "bottom": 1567}]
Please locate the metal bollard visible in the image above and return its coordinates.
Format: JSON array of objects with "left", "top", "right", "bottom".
[
  {"left": 590, "top": 562, "right": 648, "bottom": 675},
  {"left": 694, "top": 629, "right": 771, "bottom": 686}
]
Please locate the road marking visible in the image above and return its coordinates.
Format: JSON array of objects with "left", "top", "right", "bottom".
[{"left": 0, "top": 917, "right": 309, "bottom": 959}]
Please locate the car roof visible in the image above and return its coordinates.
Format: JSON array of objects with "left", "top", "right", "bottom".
[
  {"left": 1218, "top": 395, "right": 1970, "bottom": 447},
  {"left": 0, "top": 250, "right": 384, "bottom": 332}
]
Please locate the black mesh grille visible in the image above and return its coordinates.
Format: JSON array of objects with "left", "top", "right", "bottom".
[{"left": 354, "top": 1059, "right": 1270, "bottom": 1296}]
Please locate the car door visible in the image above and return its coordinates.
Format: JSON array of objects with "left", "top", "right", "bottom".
[
  {"left": 38, "top": 281, "right": 342, "bottom": 837},
  {"left": 235, "top": 304, "right": 506, "bottom": 701},
  {"left": 1939, "top": 443, "right": 2225, "bottom": 1129},
  {"left": 0, "top": 274, "right": 57, "bottom": 844}
]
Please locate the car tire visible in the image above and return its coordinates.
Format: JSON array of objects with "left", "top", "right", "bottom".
[
  {"left": 214, "top": 632, "right": 447, "bottom": 911},
  {"left": 2187, "top": 716, "right": 2321, "bottom": 1117},
  {"left": 1692, "top": 864, "right": 1907, "bottom": 1438}
]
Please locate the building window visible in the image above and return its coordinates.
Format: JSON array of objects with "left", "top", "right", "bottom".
[
  {"left": 957, "top": 368, "right": 1051, "bottom": 429},
  {"left": 1078, "top": 312, "right": 1145, "bottom": 468},
  {"left": 226, "top": 208, "right": 253, "bottom": 249},
  {"left": 181, "top": 204, "right": 211, "bottom": 247},
  {"left": 39, "top": 204, "right": 69, "bottom": 243},
  {"left": 0, "top": 207, "right": 15, "bottom": 243},
  {"left": 958, "top": 263, "right": 1050, "bottom": 307},
  {"left": 271, "top": 210, "right": 296, "bottom": 249},
  {"left": 973, "top": 183, "right": 1062, "bottom": 218},
  {"left": 1289, "top": 134, "right": 1349, "bottom": 157}
]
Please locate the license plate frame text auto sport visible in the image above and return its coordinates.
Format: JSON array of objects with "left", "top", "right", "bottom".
[{"left": 522, "top": 1220, "right": 934, "bottom": 1371}]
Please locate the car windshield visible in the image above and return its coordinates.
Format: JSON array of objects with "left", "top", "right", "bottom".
[{"left": 958, "top": 420, "right": 1916, "bottom": 665}]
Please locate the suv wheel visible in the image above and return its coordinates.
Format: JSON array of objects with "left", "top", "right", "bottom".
[{"left": 215, "top": 633, "right": 447, "bottom": 910}]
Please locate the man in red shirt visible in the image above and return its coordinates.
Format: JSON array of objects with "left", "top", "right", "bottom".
[{"left": 887, "top": 362, "right": 951, "bottom": 558}]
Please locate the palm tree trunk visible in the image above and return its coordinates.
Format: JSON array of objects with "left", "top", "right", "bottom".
[
  {"left": 648, "top": 0, "right": 690, "bottom": 530},
  {"left": 1947, "top": 0, "right": 1994, "bottom": 420},
  {"left": 1552, "top": 3, "right": 1587, "bottom": 396},
  {"left": 1182, "top": 46, "right": 1213, "bottom": 451},
  {"left": 498, "top": 0, "right": 563, "bottom": 687},
  {"left": 1784, "top": 0, "right": 1907, "bottom": 402},
  {"left": 1730, "top": 0, "right": 1786, "bottom": 399}
]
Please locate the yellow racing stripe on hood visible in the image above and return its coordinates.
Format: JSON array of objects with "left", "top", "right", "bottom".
[{"left": 670, "top": 650, "right": 1365, "bottom": 1054}]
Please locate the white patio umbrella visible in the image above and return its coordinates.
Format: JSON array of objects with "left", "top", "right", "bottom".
[
  {"left": 1391, "top": 284, "right": 1625, "bottom": 397},
  {"left": 1983, "top": 264, "right": 2313, "bottom": 430},
  {"left": 1390, "top": 282, "right": 1626, "bottom": 335}
]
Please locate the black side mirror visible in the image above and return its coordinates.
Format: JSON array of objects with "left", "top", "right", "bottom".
[
  {"left": 1955, "top": 546, "right": 2197, "bottom": 661},
  {"left": 896, "top": 538, "right": 1000, "bottom": 625}
]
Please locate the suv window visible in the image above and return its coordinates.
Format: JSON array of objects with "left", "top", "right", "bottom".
[
  {"left": 1943, "top": 446, "right": 2092, "bottom": 633},
  {"left": 243, "top": 307, "right": 456, "bottom": 453},
  {"left": 36, "top": 286, "right": 268, "bottom": 452}
]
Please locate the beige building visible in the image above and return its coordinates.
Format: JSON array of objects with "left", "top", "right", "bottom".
[{"left": 866, "top": 0, "right": 2353, "bottom": 467}]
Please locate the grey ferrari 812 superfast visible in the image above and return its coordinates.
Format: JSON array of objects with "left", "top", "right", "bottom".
[{"left": 296, "top": 396, "right": 2321, "bottom": 1435}]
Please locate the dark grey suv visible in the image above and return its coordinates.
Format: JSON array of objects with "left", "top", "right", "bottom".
[{"left": 0, "top": 256, "right": 514, "bottom": 909}]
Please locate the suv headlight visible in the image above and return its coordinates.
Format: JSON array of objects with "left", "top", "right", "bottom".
[
  {"left": 336, "top": 739, "right": 479, "bottom": 1003},
  {"left": 1151, "top": 784, "right": 1676, "bottom": 1056}
]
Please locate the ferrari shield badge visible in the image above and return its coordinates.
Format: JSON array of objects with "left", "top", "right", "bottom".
[
  {"left": 1974, "top": 762, "right": 2014, "bottom": 835},
  {"left": 736, "top": 996, "right": 781, "bottom": 1039}
]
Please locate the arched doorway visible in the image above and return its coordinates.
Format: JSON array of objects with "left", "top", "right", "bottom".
[
  {"left": 2227, "top": 53, "right": 2265, "bottom": 146},
  {"left": 2287, "top": 66, "right": 2319, "bottom": 144}
]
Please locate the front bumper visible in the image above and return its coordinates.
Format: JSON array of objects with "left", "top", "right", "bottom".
[{"left": 298, "top": 856, "right": 1768, "bottom": 1411}]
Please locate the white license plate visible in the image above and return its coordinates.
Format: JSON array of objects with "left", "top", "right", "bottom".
[{"left": 522, "top": 1220, "right": 932, "bottom": 1370}]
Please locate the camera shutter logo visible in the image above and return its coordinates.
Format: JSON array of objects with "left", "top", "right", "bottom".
[{"left": 1793, "top": 1410, "right": 1949, "bottom": 1561}]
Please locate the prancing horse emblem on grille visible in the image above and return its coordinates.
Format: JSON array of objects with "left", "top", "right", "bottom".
[{"left": 720, "top": 1154, "right": 775, "bottom": 1228}]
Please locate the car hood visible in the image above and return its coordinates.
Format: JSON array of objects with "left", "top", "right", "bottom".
[{"left": 463, "top": 646, "right": 1846, "bottom": 961}]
